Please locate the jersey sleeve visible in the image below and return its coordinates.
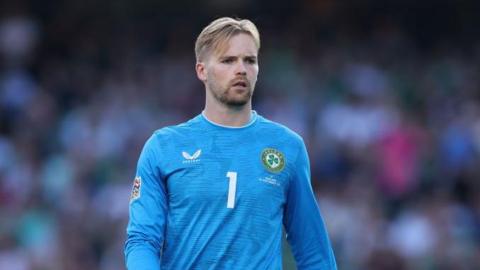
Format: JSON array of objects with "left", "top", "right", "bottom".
[
  {"left": 283, "top": 139, "right": 337, "bottom": 270},
  {"left": 124, "top": 134, "right": 167, "bottom": 270}
]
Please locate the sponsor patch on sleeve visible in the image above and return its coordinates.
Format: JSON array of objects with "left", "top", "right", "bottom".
[{"left": 130, "top": 176, "right": 141, "bottom": 203}]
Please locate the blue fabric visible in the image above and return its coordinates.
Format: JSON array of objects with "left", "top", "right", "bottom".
[{"left": 125, "top": 112, "right": 337, "bottom": 269}]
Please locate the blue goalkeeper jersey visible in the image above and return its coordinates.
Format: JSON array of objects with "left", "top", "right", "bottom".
[{"left": 125, "top": 111, "right": 337, "bottom": 270}]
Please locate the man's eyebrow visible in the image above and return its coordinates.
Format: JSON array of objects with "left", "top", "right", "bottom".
[
  {"left": 217, "top": 55, "right": 257, "bottom": 61},
  {"left": 219, "top": 55, "right": 237, "bottom": 59}
]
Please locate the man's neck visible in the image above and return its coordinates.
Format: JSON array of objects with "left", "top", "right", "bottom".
[{"left": 203, "top": 103, "right": 252, "bottom": 127}]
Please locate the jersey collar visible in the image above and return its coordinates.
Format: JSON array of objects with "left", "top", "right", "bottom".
[{"left": 201, "top": 110, "right": 258, "bottom": 129}]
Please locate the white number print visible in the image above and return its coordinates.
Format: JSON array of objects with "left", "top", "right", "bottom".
[{"left": 226, "top": 171, "right": 237, "bottom": 209}]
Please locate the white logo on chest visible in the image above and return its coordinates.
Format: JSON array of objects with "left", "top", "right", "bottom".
[
  {"left": 182, "top": 149, "right": 201, "bottom": 163},
  {"left": 258, "top": 176, "right": 280, "bottom": 186}
]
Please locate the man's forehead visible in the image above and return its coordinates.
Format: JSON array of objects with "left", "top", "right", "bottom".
[{"left": 213, "top": 34, "right": 258, "bottom": 58}]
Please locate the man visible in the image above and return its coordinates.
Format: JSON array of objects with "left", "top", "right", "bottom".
[{"left": 124, "top": 17, "right": 337, "bottom": 269}]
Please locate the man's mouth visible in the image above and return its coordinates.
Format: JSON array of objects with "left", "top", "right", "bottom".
[{"left": 232, "top": 80, "right": 248, "bottom": 88}]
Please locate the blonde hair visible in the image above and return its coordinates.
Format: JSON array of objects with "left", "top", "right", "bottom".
[{"left": 195, "top": 17, "right": 260, "bottom": 62}]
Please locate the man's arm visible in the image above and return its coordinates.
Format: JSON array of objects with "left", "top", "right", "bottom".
[
  {"left": 125, "top": 134, "right": 167, "bottom": 270},
  {"left": 283, "top": 139, "right": 337, "bottom": 270}
]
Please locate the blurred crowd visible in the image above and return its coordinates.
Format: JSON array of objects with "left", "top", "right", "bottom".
[{"left": 1, "top": 1, "right": 480, "bottom": 269}]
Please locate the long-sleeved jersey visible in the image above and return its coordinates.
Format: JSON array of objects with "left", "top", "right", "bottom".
[{"left": 125, "top": 111, "right": 337, "bottom": 269}]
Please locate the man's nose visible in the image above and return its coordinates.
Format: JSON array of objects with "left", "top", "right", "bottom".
[{"left": 235, "top": 61, "right": 247, "bottom": 75}]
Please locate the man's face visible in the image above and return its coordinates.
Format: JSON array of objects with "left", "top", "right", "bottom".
[{"left": 197, "top": 33, "right": 259, "bottom": 107}]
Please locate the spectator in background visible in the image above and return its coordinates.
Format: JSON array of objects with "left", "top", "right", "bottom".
[{"left": 0, "top": 2, "right": 480, "bottom": 269}]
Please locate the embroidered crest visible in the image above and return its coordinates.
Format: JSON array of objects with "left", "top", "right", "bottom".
[{"left": 261, "top": 148, "right": 285, "bottom": 173}]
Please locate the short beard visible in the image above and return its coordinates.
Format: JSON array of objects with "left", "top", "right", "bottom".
[{"left": 209, "top": 85, "right": 252, "bottom": 108}]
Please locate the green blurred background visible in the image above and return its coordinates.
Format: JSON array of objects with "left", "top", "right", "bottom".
[{"left": 1, "top": 0, "right": 480, "bottom": 269}]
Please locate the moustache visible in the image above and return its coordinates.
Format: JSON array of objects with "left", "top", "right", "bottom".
[{"left": 229, "top": 77, "right": 250, "bottom": 88}]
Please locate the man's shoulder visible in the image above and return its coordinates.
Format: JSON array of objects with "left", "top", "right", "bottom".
[
  {"left": 151, "top": 115, "right": 202, "bottom": 139},
  {"left": 142, "top": 115, "right": 203, "bottom": 154},
  {"left": 256, "top": 115, "right": 304, "bottom": 144}
]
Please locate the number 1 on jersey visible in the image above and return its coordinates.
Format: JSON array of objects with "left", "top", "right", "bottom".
[{"left": 226, "top": 171, "right": 237, "bottom": 209}]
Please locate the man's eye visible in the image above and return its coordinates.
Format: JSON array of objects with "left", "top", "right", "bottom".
[
  {"left": 246, "top": 58, "right": 257, "bottom": 64},
  {"left": 222, "top": 59, "right": 234, "bottom": 63}
]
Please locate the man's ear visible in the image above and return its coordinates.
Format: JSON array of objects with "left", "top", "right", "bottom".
[{"left": 196, "top": 62, "right": 207, "bottom": 82}]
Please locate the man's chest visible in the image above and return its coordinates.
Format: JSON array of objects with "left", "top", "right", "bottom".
[{"left": 162, "top": 141, "right": 291, "bottom": 211}]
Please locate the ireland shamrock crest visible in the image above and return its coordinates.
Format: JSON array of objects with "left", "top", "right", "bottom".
[{"left": 261, "top": 148, "right": 285, "bottom": 173}]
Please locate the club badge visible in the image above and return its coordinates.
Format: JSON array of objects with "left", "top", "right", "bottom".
[{"left": 261, "top": 148, "right": 285, "bottom": 173}]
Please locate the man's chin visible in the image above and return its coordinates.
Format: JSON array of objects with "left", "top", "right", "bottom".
[
  {"left": 225, "top": 99, "right": 249, "bottom": 107},
  {"left": 221, "top": 92, "right": 251, "bottom": 107}
]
